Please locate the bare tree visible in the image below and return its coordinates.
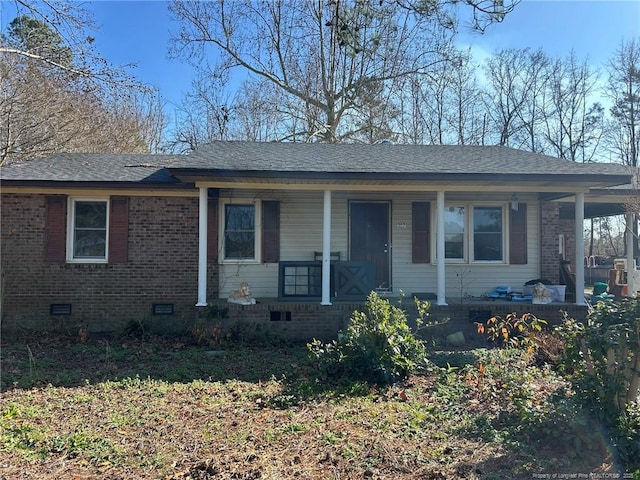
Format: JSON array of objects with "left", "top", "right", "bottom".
[
  {"left": 0, "top": 7, "right": 166, "bottom": 164},
  {"left": 0, "top": 54, "right": 163, "bottom": 164},
  {"left": 541, "top": 52, "right": 603, "bottom": 162},
  {"left": 483, "top": 48, "right": 548, "bottom": 147},
  {"left": 0, "top": 1, "right": 134, "bottom": 84},
  {"left": 95, "top": 85, "right": 166, "bottom": 154},
  {"left": 397, "top": 0, "right": 519, "bottom": 33},
  {"left": 411, "top": 59, "right": 450, "bottom": 144},
  {"left": 605, "top": 39, "right": 640, "bottom": 258},
  {"left": 511, "top": 49, "right": 550, "bottom": 153},
  {"left": 445, "top": 49, "right": 485, "bottom": 145},
  {"left": 167, "top": 0, "right": 522, "bottom": 145},
  {"left": 395, "top": 75, "right": 427, "bottom": 144},
  {"left": 346, "top": 78, "right": 402, "bottom": 143},
  {"left": 605, "top": 38, "right": 640, "bottom": 167},
  {"left": 587, "top": 216, "right": 625, "bottom": 258},
  {"left": 169, "top": 0, "right": 457, "bottom": 143},
  {"left": 169, "top": 68, "right": 237, "bottom": 152}
]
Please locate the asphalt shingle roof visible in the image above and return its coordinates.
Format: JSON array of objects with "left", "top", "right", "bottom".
[
  {"left": 0, "top": 143, "right": 632, "bottom": 185},
  {"left": 0, "top": 153, "right": 181, "bottom": 184},
  {"left": 177, "top": 141, "right": 631, "bottom": 177}
]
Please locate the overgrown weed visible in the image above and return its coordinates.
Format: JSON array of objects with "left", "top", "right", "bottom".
[{"left": 0, "top": 326, "right": 629, "bottom": 478}]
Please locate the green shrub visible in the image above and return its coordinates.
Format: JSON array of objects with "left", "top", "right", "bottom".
[
  {"left": 616, "top": 400, "right": 640, "bottom": 469},
  {"left": 554, "top": 298, "right": 640, "bottom": 469},
  {"left": 552, "top": 316, "right": 586, "bottom": 376},
  {"left": 583, "top": 298, "right": 640, "bottom": 412},
  {"left": 476, "top": 312, "right": 547, "bottom": 354},
  {"left": 308, "top": 292, "right": 430, "bottom": 385},
  {"left": 556, "top": 299, "right": 640, "bottom": 414}
]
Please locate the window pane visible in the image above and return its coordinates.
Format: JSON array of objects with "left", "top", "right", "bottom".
[
  {"left": 74, "top": 230, "right": 106, "bottom": 258},
  {"left": 225, "top": 205, "right": 254, "bottom": 230},
  {"left": 474, "top": 207, "right": 503, "bottom": 261},
  {"left": 474, "top": 207, "right": 502, "bottom": 233},
  {"left": 73, "top": 201, "right": 107, "bottom": 259},
  {"left": 281, "top": 264, "right": 323, "bottom": 297},
  {"left": 444, "top": 206, "right": 464, "bottom": 259},
  {"left": 75, "top": 202, "right": 107, "bottom": 228},
  {"left": 224, "top": 232, "right": 255, "bottom": 259},
  {"left": 224, "top": 204, "right": 255, "bottom": 259}
]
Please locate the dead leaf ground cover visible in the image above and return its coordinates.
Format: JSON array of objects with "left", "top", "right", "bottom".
[{"left": 0, "top": 334, "right": 631, "bottom": 479}]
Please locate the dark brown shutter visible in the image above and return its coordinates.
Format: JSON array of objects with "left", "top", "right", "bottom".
[
  {"left": 412, "top": 202, "right": 430, "bottom": 263},
  {"left": 509, "top": 203, "right": 527, "bottom": 264},
  {"left": 208, "top": 198, "right": 219, "bottom": 262},
  {"left": 44, "top": 195, "right": 67, "bottom": 262},
  {"left": 109, "top": 196, "right": 129, "bottom": 263},
  {"left": 262, "top": 200, "right": 280, "bottom": 263}
]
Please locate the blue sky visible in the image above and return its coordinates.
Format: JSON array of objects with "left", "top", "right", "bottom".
[
  {"left": 457, "top": 0, "right": 639, "bottom": 62},
  {"left": 2, "top": 0, "right": 639, "bottom": 120}
]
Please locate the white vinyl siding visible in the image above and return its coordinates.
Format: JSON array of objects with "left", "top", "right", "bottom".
[
  {"left": 395, "top": 196, "right": 539, "bottom": 297},
  {"left": 218, "top": 190, "right": 540, "bottom": 299},
  {"left": 219, "top": 191, "right": 339, "bottom": 298}
]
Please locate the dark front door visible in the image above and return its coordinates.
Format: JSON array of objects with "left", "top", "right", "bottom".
[{"left": 349, "top": 201, "right": 391, "bottom": 291}]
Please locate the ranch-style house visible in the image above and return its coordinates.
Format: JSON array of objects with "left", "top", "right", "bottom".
[{"left": 0, "top": 142, "right": 634, "bottom": 340}]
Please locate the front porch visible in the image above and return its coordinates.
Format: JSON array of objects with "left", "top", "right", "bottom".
[{"left": 203, "top": 296, "right": 589, "bottom": 346}]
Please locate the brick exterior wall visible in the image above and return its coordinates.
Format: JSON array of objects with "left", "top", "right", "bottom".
[
  {"left": 1, "top": 193, "right": 218, "bottom": 333},
  {"left": 205, "top": 302, "right": 362, "bottom": 342},
  {"left": 201, "top": 300, "right": 588, "bottom": 345},
  {"left": 423, "top": 301, "right": 587, "bottom": 347},
  {"left": 539, "top": 201, "right": 561, "bottom": 283},
  {"left": 1, "top": 193, "right": 584, "bottom": 341},
  {"left": 559, "top": 216, "right": 577, "bottom": 268}
]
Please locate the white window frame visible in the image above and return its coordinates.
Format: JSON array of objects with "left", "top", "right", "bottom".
[
  {"left": 219, "top": 199, "right": 262, "bottom": 264},
  {"left": 67, "top": 197, "right": 109, "bottom": 263},
  {"left": 433, "top": 202, "right": 507, "bottom": 264}
]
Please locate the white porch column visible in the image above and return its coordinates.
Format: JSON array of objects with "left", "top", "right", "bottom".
[
  {"left": 436, "top": 190, "right": 447, "bottom": 306},
  {"left": 627, "top": 213, "right": 634, "bottom": 270},
  {"left": 575, "top": 192, "right": 585, "bottom": 305},
  {"left": 321, "top": 190, "right": 332, "bottom": 305},
  {"left": 626, "top": 213, "right": 636, "bottom": 295},
  {"left": 196, "top": 187, "right": 208, "bottom": 307}
]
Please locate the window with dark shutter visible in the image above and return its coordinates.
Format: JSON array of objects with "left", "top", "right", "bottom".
[
  {"left": 412, "top": 202, "right": 430, "bottom": 263},
  {"left": 44, "top": 195, "right": 67, "bottom": 262},
  {"left": 70, "top": 199, "right": 108, "bottom": 260},
  {"left": 109, "top": 196, "right": 129, "bottom": 263},
  {"left": 262, "top": 201, "right": 280, "bottom": 263},
  {"left": 509, "top": 203, "right": 527, "bottom": 264}
]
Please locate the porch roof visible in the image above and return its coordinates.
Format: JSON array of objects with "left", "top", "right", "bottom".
[
  {"left": 561, "top": 181, "right": 639, "bottom": 218},
  {"left": 170, "top": 142, "right": 631, "bottom": 190}
]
